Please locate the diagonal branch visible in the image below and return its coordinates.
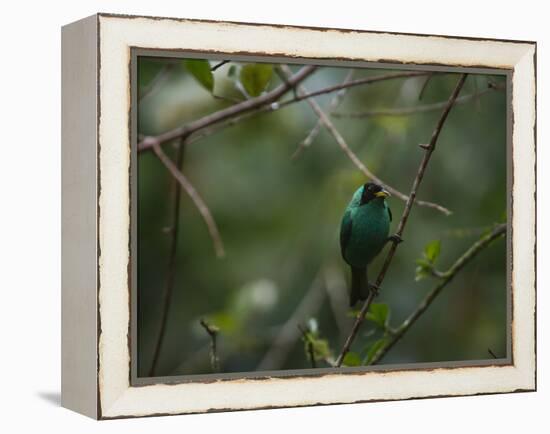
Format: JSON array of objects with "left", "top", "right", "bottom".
[
  {"left": 292, "top": 69, "right": 355, "bottom": 160},
  {"left": 138, "top": 65, "right": 317, "bottom": 152},
  {"left": 137, "top": 70, "right": 431, "bottom": 153},
  {"left": 332, "top": 85, "right": 503, "bottom": 119},
  {"left": 369, "top": 223, "right": 506, "bottom": 365},
  {"left": 335, "top": 74, "right": 469, "bottom": 367},
  {"left": 280, "top": 65, "right": 451, "bottom": 216},
  {"left": 152, "top": 142, "right": 225, "bottom": 258}
]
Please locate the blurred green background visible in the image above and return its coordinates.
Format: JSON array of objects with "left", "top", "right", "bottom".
[{"left": 137, "top": 57, "right": 507, "bottom": 377}]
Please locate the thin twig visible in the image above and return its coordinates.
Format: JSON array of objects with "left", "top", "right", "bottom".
[
  {"left": 211, "top": 60, "right": 230, "bottom": 71},
  {"left": 182, "top": 73, "right": 434, "bottom": 151},
  {"left": 368, "top": 224, "right": 506, "bottom": 365},
  {"left": 292, "top": 70, "right": 355, "bottom": 160},
  {"left": 335, "top": 74, "right": 469, "bottom": 367},
  {"left": 200, "top": 318, "right": 221, "bottom": 372},
  {"left": 137, "top": 70, "right": 430, "bottom": 153},
  {"left": 332, "top": 86, "right": 501, "bottom": 119},
  {"left": 138, "top": 65, "right": 317, "bottom": 152},
  {"left": 152, "top": 142, "right": 225, "bottom": 258},
  {"left": 280, "top": 66, "right": 451, "bottom": 216},
  {"left": 276, "top": 71, "right": 430, "bottom": 110},
  {"left": 148, "top": 138, "right": 186, "bottom": 377},
  {"left": 418, "top": 73, "right": 434, "bottom": 101}
]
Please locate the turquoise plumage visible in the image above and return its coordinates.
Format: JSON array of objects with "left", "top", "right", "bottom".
[{"left": 340, "top": 182, "right": 392, "bottom": 306}]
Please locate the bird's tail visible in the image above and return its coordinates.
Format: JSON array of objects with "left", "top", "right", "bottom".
[{"left": 350, "top": 266, "right": 369, "bottom": 307}]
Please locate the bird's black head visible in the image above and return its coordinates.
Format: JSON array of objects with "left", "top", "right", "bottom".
[{"left": 360, "top": 182, "right": 390, "bottom": 205}]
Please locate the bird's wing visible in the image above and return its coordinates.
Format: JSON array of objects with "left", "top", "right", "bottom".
[
  {"left": 388, "top": 205, "right": 393, "bottom": 222},
  {"left": 340, "top": 209, "right": 353, "bottom": 259}
]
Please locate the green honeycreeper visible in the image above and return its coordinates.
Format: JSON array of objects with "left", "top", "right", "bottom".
[{"left": 340, "top": 182, "right": 395, "bottom": 306}]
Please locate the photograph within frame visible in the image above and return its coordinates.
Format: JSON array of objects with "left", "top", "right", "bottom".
[{"left": 131, "top": 49, "right": 513, "bottom": 386}]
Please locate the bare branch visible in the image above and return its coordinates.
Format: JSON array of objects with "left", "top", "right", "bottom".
[
  {"left": 335, "top": 74, "right": 469, "bottom": 367},
  {"left": 138, "top": 65, "right": 317, "bottom": 152},
  {"left": 368, "top": 223, "right": 506, "bottom": 365},
  {"left": 280, "top": 66, "right": 451, "bottom": 216},
  {"left": 200, "top": 318, "right": 221, "bottom": 372},
  {"left": 418, "top": 73, "right": 435, "bottom": 101},
  {"left": 148, "top": 138, "right": 187, "bottom": 377},
  {"left": 276, "top": 71, "right": 431, "bottom": 110},
  {"left": 332, "top": 86, "right": 501, "bottom": 119},
  {"left": 152, "top": 142, "right": 225, "bottom": 258},
  {"left": 137, "top": 70, "right": 432, "bottom": 153},
  {"left": 292, "top": 70, "right": 355, "bottom": 159},
  {"left": 211, "top": 60, "right": 230, "bottom": 71}
]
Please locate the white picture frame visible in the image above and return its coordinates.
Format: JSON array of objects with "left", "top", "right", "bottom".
[{"left": 61, "top": 13, "right": 536, "bottom": 419}]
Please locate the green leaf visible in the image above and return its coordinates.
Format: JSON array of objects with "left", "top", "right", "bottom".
[
  {"left": 227, "top": 64, "right": 237, "bottom": 78},
  {"left": 424, "top": 240, "right": 441, "bottom": 263},
  {"left": 311, "top": 337, "right": 331, "bottom": 360},
  {"left": 240, "top": 63, "right": 273, "bottom": 96},
  {"left": 364, "top": 338, "right": 387, "bottom": 365},
  {"left": 415, "top": 265, "right": 430, "bottom": 281},
  {"left": 184, "top": 59, "right": 214, "bottom": 92},
  {"left": 342, "top": 352, "right": 361, "bottom": 367},
  {"left": 365, "top": 303, "right": 390, "bottom": 329},
  {"left": 415, "top": 258, "right": 432, "bottom": 268}
]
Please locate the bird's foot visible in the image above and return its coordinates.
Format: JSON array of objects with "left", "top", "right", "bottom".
[
  {"left": 368, "top": 283, "right": 380, "bottom": 297},
  {"left": 387, "top": 233, "right": 403, "bottom": 245}
]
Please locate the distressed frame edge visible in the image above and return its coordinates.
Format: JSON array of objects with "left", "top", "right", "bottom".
[
  {"left": 94, "top": 14, "right": 536, "bottom": 419},
  {"left": 61, "top": 13, "right": 100, "bottom": 420}
]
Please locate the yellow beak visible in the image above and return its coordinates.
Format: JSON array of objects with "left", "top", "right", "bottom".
[{"left": 374, "top": 189, "right": 390, "bottom": 198}]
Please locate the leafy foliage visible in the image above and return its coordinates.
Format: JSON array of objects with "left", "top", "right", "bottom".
[
  {"left": 301, "top": 318, "right": 333, "bottom": 363},
  {"left": 365, "top": 303, "right": 390, "bottom": 329},
  {"left": 240, "top": 63, "right": 273, "bottom": 96},
  {"left": 348, "top": 303, "right": 391, "bottom": 330},
  {"left": 184, "top": 59, "right": 214, "bottom": 92},
  {"left": 415, "top": 239, "right": 442, "bottom": 281},
  {"left": 342, "top": 352, "right": 362, "bottom": 367}
]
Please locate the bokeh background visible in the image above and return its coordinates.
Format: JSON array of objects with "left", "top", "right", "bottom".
[{"left": 137, "top": 57, "right": 507, "bottom": 377}]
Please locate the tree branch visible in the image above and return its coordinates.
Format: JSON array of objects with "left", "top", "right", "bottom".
[
  {"left": 138, "top": 65, "right": 317, "bottom": 152},
  {"left": 148, "top": 138, "right": 186, "bottom": 377},
  {"left": 335, "top": 74, "right": 469, "bottom": 367},
  {"left": 152, "top": 142, "right": 225, "bottom": 258},
  {"left": 280, "top": 66, "right": 451, "bottom": 216},
  {"left": 200, "top": 318, "right": 221, "bottom": 372},
  {"left": 137, "top": 70, "right": 431, "bottom": 153},
  {"left": 332, "top": 85, "right": 502, "bottom": 119},
  {"left": 292, "top": 69, "right": 355, "bottom": 159},
  {"left": 368, "top": 223, "right": 506, "bottom": 365}
]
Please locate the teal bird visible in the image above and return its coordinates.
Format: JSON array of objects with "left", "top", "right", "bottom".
[{"left": 340, "top": 182, "right": 395, "bottom": 306}]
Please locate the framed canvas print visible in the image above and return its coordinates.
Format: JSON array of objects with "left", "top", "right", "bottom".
[{"left": 61, "top": 13, "right": 536, "bottom": 419}]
